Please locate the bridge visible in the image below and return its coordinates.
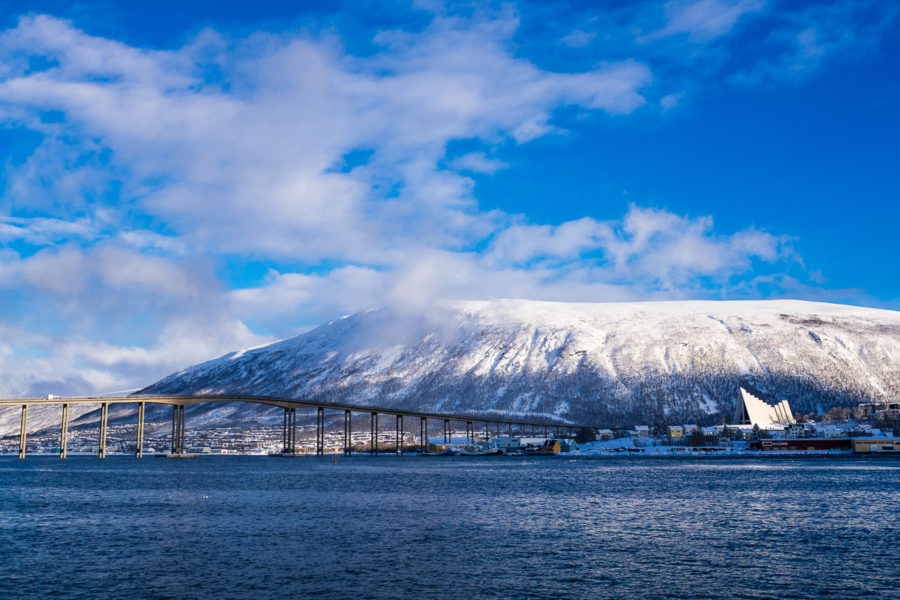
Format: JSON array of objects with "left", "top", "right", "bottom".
[{"left": 0, "top": 394, "right": 597, "bottom": 459}]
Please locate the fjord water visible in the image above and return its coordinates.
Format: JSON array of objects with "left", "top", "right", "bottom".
[{"left": 1, "top": 456, "right": 898, "bottom": 600}]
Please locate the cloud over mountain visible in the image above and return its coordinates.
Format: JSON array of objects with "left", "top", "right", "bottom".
[
  {"left": 140, "top": 299, "right": 900, "bottom": 428},
  {"left": 0, "top": 2, "right": 894, "bottom": 398}
]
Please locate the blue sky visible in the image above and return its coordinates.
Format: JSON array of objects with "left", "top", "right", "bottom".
[{"left": 0, "top": 0, "right": 897, "bottom": 395}]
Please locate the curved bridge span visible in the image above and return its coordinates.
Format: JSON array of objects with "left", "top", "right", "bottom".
[{"left": 1, "top": 394, "right": 597, "bottom": 459}]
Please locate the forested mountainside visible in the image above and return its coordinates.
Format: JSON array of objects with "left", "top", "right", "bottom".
[{"left": 140, "top": 299, "right": 900, "bottom": 427}]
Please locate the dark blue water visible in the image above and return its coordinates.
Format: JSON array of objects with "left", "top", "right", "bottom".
[{"left": 1, "top": 455, "right": 898, "bottom": 600}]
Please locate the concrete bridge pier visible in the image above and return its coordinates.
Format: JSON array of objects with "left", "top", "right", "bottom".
[
  {"left": 282, "top": 408, "right": 288, "bottom": 453},
  {"left": 443, "top": 419, "right": 450, "bottom": 444},
  {"left": 170, "top": 404, "right": 185, "bottom": 454},
  {"left": 60, "top": 403, "right": 69, "bottom": 459},
  {"left": 135, "top": 402, "right": 144, "bottom": 458},
  {"left": 395, "top": 414, "right": 403, "bottom": 456},
  {"left": 18, "top": 404, "right": 27, "bottom": 459},
  {"left": 343, "top": 410, "right": 351, "bottom": 456},
  {"left": 179, "top": 405, "right": 185, "bottom": 453},
  {"left": 290, "top": 407, "right": 296, "bottom": 454},
  {"left": 98, "top": 402, "right": 109, "bottom": 459},
  {"left": 370, "top": 412, "right": 377, "bottom": 456},
  {"left": 282, "top": 407, "right": 297, "bottom": 454},
  {"left": 316, "top": 407, "right": 324, "bottom": 456},
  {"left": 420, "top": 417, "right": 427, "bottom": 453},
  {"left": 171, "top": 405, "right": 176, "bottom": 453}
]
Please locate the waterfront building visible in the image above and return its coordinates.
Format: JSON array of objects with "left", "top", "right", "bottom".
[
  {"left": 701, "top": 426, "right": 721, "bottom": 438},
  {"left": 494, "top": 437, "right": 548, "bottom": 449},
  {"left": 818, "top": 425, "right": 844, "bottom": 438},
  {"left": 558, "top": 439, "right": 578, "bottom": 453},
  {"left": 852, "top": 438, "right": 900, "bottom": 453},
  {"left": 858, "top": 402, "right": 900, "bottom": 417},
  {"left": 752, "top": 438, "right": 852, "bottom": 451},
  {"left": 784, "top": 423, "right": 808, "bottom": 437},
  {"left": 595, "top": 429, "right": 614, "bottom": 441}
]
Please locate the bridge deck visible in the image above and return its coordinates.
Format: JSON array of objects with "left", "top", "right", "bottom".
[
  {"left": 0, "top": 394, "right": 597, "bottom": 429},
  {"left": 2, "top": 394, "right": 598, "bottom": 459}
]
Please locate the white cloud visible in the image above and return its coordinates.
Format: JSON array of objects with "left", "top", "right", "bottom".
[
  {"left": 660, "top": 92, "right": 684, "bottom": 110},
  {"left": 597, "top": 0, "right": 898, "bottom": 95},
  {"left": 0, "top": 14, "right": 651, "bottom": 266},
  {"left": 730, "top": 0, "right": 898, "bottom": 82},
  {"left": 561, "top": 29, "right": 596, "bottom": 48},
  {"left": 447, "top": 152, "right": 509, "bottom": 174},
  {"left": 231, "top": 266, "right": 389, "bottom": 328},
  {"left": 0, "top": 9, "right": 825, "bottom": 399},
  {"left": 0, "top": 317, "right": 270, "bottom": 397},
  {"left": 611, "top": 206, "right": 792, "bottom": 287},
  {"left": 226, "top": 205, "right": 797, "bottom": 330},
  {"left": 487, "top": 218, "right": 610, "bottom": 265},
  {"left": 485, "top": 205, "right": 791, "bottom": 291},
  {"left": 646, "top": 0, "right": 765, "bottom": 43},
  {"left": 0, "top": 216, "right": 97, "bottom": 244},
  {"left": 0, "top": 11, "right": 654, "bottom": 394},
  {"left": 14, "top": 245, "right": 207, "bottom": 298}
]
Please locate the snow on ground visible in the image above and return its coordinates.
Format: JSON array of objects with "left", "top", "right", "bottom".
[{"left": 6, "top": 299, "right": 898, "bottom": 437}]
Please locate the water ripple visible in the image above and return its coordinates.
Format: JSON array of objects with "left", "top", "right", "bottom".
[{"left": 1, "top": 455, "right": 898, "bottom": 599}]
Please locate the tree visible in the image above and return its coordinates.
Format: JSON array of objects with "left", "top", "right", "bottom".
[
  {"left": 686, "top": 429, "right": 705, "bottom": 447},
  {"left": 875, "top": 412, "right": 900, "bottom": 436},
  {"left": 822, "top": 406, "right": 851, "bottom": 423},
  {"left": 574, "top": 427, "right": 595, "bottom": 444}
]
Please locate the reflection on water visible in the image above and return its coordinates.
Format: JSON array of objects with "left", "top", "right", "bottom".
[{"left": 1, "top": 455, "right": 898, "bottom": 600}]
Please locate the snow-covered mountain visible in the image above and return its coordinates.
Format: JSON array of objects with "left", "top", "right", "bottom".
[{"left": 140, "top": 299, "right": 900, "bottom": 427}]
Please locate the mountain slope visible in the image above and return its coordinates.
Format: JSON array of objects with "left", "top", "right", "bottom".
[{"left": 141, "top": 299, "right": 900, "bottom": 426}]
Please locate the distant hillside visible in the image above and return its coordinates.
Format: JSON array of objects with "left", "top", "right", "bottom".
[{"left": 140, "top": 299, "right": 900, "bottom": 427}]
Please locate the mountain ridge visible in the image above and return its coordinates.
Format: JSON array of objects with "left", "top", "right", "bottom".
[{"left": 140, "top": 299, "right": 900, "bottom": 426}]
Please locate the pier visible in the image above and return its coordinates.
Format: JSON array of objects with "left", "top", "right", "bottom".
[{"left": 0, "top": 394, "right": 596, "bottom": 459}]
